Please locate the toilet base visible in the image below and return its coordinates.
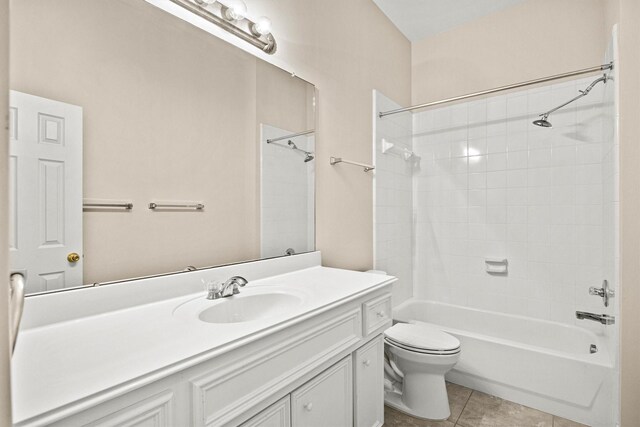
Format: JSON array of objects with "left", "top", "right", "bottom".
[{"left": 384, "top": 391, "right": 450, "bottom": 421}]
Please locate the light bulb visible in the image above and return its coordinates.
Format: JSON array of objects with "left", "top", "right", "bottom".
[
  {"left": 251, "top": 16, "right": 272, "bottom": 36},
  {"left": 223, "top": 0, "right": 247, "bottom": 21}
]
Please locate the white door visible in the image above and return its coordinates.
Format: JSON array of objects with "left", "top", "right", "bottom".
[{"left": 9, "top": 91, "right": 83, "bottom": 293}]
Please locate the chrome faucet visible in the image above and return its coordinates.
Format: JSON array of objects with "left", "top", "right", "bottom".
[
  {"left": 220, "top": 276, "right": 248, "bottom": 297},
  {"left": 576, "top": 311, "right": 615, "bottom": 325},
  {"left": 205, "top": 276, "right": 248, "bottom": 300}
]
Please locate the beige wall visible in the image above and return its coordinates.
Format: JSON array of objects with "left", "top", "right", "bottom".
[
  {"left": 609, "top": 0, "right": 640, "bottom": 423},
  {"left": 411, "top": 0, "right": 607, "bottom": 104},
  {"left": 0, "top": 0, "right": 11, "bottom": 422}
]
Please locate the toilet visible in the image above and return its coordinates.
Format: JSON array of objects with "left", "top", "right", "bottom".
[{"left": 383, "top": 321, "right": 461, "bottom": 420}]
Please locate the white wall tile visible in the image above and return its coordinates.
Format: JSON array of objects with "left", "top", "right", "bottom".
[{"left": 376, "top": 76, "right": 617, "bottom": 329}]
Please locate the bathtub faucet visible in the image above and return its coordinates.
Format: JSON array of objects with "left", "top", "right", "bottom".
[{"left": 575, "top": 311, "right": 615, "bottom": 325}]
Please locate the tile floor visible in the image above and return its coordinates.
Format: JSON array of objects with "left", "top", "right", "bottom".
[{"left": 383, "top": 382, "right": 589, "bottom": 427}]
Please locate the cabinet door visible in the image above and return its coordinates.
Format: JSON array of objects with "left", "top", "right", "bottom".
[
  {"left": 291, "top": 356, "right": 353, "bottom": 427},
  {"left": 354, "top": 336, "right": 384, "bottom": 427},
  {"left": 240, "top": 396, "right": 291, "bottom": 427}
]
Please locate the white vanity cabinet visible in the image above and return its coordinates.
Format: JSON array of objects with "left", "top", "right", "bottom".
[{"left": 13, "top": 262, "right": 394, "bottom": 427}]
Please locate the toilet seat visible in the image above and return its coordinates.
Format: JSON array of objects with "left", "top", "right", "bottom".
[{"left": 385, "top": 322, "right": 460, "bottom": 355}]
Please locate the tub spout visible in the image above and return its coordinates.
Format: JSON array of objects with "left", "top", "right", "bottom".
[{"left": 576, "top": 311, "right": 615, "bottom": 325}]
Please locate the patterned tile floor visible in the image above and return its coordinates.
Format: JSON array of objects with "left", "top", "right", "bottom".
[{"left": 383, "top": 383, "right": 589, "bottom": 427}]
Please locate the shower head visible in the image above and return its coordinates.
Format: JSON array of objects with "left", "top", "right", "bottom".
[
  {"left": 533, "top": 115, "right": 552, "bottom": 128},
  {"left": 288, "top": 140, "right": 314, "bottom": 163},
  {"left": 533, "top": 74, "right": 608, "bottom": 129}
]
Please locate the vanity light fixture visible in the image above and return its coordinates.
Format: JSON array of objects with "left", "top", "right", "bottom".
[{"left": 166, "top": 0, "right": 277, "bottom": 54}]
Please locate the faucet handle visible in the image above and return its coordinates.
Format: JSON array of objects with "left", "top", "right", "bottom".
[{"left": 202, "top": 279, "right": 222, "bottom": 299}]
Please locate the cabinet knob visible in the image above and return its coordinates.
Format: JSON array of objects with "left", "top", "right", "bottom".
[
  {"left": 304, "top": 402, "right": 313, "bottom": 412},
  {"left": 376, "top": 311, "right": 385, "bottom": 318},
  {"left": 363, "top": 359, "right": 371, "bottom": 367}
]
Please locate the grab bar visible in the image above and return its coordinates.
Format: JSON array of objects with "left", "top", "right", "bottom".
[
  {"left": 9, "top": 273, "right": 25, "bottom": 354},
  {"left": 148, "top": 202, "right": 204, "bottom": 210},
  {"left": 330, "top": 157, "right": 375, "bottom": 172},
  {"left": 83, "top": 202, "right": 133, "bottom": 210}
]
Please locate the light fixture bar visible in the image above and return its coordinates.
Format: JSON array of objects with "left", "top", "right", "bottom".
[{"left": 167, "top": 0, "right": 277, "bottom": 54}]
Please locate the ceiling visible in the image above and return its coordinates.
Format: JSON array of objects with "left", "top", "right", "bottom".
[{"left": 372, "top": 0, "right": 527, "bottom": 42}]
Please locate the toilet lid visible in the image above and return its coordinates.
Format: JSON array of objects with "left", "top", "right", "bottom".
[{"left": 385, "top": 322, "right": 460, "bottom": 352}]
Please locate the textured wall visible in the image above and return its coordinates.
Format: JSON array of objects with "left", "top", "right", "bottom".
[{"left": 411, "top": 0, "right": 607, "bottom": 105}]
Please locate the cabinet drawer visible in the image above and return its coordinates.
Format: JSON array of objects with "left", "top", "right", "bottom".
[
  {"left": 191, "top": 308, "right": 361, "bottom": 426},
  {"left": 354, "top": 336, "right": 384, "bottom": 427},
  {"left": 363, "top": 294, "right": 392, "bottom": 336},
  {"left": 240, "top": 396, "right": 290, "bottom": 427},
  {"left": 291, "top": 356, "right": 353, "bottom": 427}
]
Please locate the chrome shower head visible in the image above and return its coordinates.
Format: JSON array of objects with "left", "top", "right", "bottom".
[
  {"left": 533, "top": 115, "right": 552, "bottom": 128},
  {"left": 304, "top": 152, "right": 314, "bottom": 162}
]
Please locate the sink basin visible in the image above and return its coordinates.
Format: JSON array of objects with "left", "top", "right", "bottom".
[{"left": 198, "top": 292, "right": 303, "bottom": 324}]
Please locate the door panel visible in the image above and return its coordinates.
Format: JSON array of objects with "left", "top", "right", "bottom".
[
  {"left": 9, "top": 91, "right": 83, "bottom": 293},
  {"left": 291, "top": 356, "right": 353, "bottom": 427},
  {"left": 354, "top": 336, "right": 384, "bottom": 427}
]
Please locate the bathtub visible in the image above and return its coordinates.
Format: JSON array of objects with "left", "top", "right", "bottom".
[{"left": 393, "top": 299, "right": 616, "bottom": 427}]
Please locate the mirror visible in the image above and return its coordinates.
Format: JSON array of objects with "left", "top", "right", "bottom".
[{"left": 9, "top": 0, "right": 316, "bottom": 295}]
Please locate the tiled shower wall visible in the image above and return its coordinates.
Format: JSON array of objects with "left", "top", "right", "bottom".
[
  {"left": 374, "top": 91, "right": 413, "bottom": 304},
  {"left": 412, "top": 76, "right": 616, "bottom": 327}
]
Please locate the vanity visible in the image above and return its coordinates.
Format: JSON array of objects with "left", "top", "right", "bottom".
[{"left": 12, "top": 253, "right": 395, "bottom": 426}]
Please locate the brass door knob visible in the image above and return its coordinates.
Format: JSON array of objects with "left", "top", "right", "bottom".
[{"left": 67, "top": 252, "right": 80, "bottom": 263}]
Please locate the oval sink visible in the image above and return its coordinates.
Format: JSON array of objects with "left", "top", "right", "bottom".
[{"left": 198, "top": 292, "right": 303, "bottom": 324}]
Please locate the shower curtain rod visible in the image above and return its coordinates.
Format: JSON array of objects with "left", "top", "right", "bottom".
[{"left": 379, "top": 63, "right": 613, "bottom": 118}]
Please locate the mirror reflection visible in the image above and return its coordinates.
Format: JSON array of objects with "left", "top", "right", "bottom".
[{"left": 9, "top": 0, "right": 316, "bottom": 295}]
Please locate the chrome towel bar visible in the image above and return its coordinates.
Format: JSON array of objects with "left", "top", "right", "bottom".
[
  {"left": 83, "top": 202, "right": 133, "bottom": 210},
  {"left": 9, "top": 273, "right": 25, "bottom": 354},
  {"left": 330, "top": 157, "right": 375, "bottom": 172},
  {"left": 149, "top": 202, "right": 205, "bottom": 210}
]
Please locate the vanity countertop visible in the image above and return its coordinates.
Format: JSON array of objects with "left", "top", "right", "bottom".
[{"left": 11, "top": 260, "right": 395, "bottom": 424}]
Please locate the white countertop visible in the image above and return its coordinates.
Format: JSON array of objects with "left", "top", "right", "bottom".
[{"left": 12, "top": 258, "right": 395, "bottom": 425}]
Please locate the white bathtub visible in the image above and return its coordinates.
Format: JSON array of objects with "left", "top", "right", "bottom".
[{"left": 393, "top": 299, "right": 616, "bottom": 427}]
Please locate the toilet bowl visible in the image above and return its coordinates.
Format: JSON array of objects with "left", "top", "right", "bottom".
[{"left": 384, "top": 322, "right": 461, "bottom": 420}]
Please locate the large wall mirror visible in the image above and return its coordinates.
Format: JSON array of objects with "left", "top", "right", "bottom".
[{"left": 9, "top": 0, "right": 316, "bottom": 295}]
